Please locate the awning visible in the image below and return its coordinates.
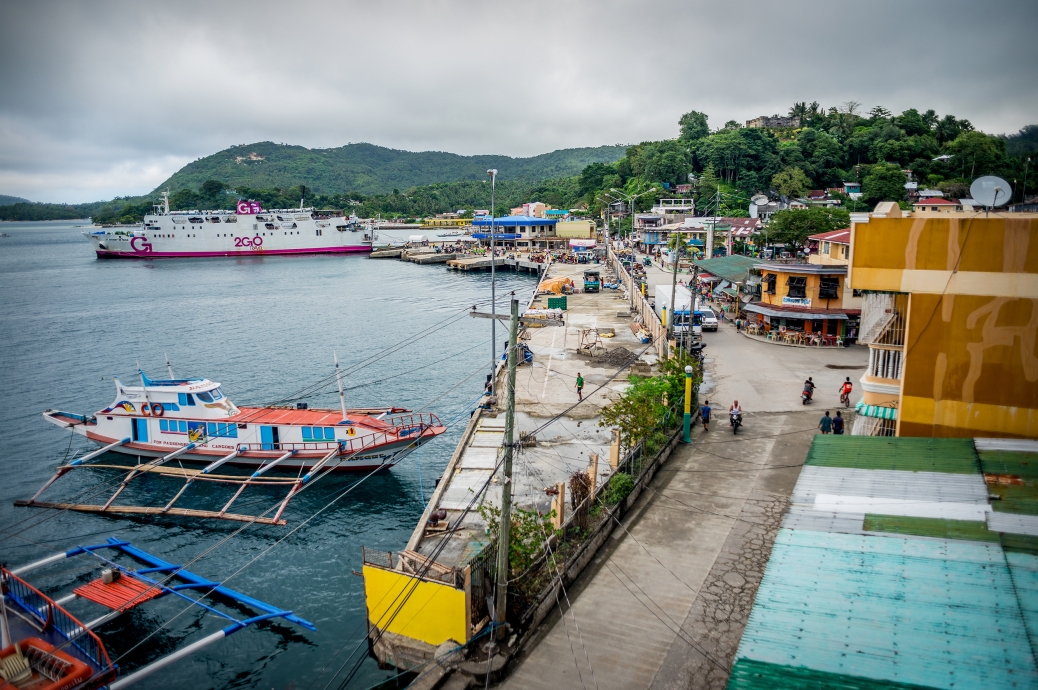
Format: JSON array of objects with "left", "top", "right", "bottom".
[
  {"left": 720, "top": 288, "right": 739, "bottom": 297},
  {"left": 855, "top": 400, "right": 897, "bottom": 420},
  {"left": 743, "top": 302, "right": 850, "bottom": 320}
]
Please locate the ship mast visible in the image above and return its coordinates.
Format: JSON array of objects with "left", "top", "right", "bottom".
[{"left": 335, "top": 352, "right": 348, "bottom": 422}]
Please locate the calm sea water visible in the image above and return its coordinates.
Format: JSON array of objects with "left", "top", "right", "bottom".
[{"left": 0, "top": 220, "right": 535, "bottom": 689}]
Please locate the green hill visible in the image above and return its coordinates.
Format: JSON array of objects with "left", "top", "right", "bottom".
[
  {"left": 0, "top": 194, "right": 31, "bottom": 206},
  {"left": 155, "top": 142, "right": 627, "bottom": 196}
]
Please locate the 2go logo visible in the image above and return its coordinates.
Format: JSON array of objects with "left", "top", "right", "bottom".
[
  {"left": 130, "top": 236, "right": 153, "bottom": 253},
  {"left": 234, "top": 235, "right": 265, "bottom": 249}
]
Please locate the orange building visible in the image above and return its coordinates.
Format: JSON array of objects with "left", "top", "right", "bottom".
[{"left": 850, "top": 210, "right": 1037, "bottom": 439}]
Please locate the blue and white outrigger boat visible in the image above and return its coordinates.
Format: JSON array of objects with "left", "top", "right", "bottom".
[{"left": 0, "top": 537, "right": 314, "bottom": 689}]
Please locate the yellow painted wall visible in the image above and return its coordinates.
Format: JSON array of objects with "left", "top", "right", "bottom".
[
  {"left": 555, "top": 220, "right": 595, "bottom": 238},
  {"left": 899, "top": 292, "right": 1038, "bottom": 438},
  {"left": 760, "top": 271, "right": 844, "bottom": 309},
  {"left": 363, "top": 565, "right": 468, "bottom": 646},
  {"left": 850, "top": 217, "right": 1038, "bottom": 439}
]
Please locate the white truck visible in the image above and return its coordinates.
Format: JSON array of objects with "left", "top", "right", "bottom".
[{"left": 654, "top": 284, "right": 702, "bottom": 340}]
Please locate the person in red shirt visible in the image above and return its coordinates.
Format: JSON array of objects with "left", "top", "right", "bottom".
[{"left": 839, "top": 377, "right": 853, "bottom": 407}]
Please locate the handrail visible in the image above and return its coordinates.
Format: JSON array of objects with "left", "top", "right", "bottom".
[{"left": 1, "top": 567, "right": 115, "bottom": 677}]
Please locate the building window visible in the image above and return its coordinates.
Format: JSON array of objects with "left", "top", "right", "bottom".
[
  {"left": 819, "top": 277, "right": 840, "bottom": 299},
  {"left": 852, "top": 289, "right": 864, "bottom": 297},
  {"left": 764, "top": 274, "right": 776, "bottom": 294},
  {"left": 823, "top": 241, "right": 830, "bottom": 253},
  {"left": 786, "top": 276, "right": 807, "bottom": 298}
]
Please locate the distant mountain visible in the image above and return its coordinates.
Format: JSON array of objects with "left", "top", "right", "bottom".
[
  {"left": 0, "top": 194, "right": 31, "bottom": 206},
  {"left": 155, "top": 142, "right": 627, "bottom": 196}
]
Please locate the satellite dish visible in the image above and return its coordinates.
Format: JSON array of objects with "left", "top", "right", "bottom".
[
  {"left": 970, "top": 176, "right": 1012, "bottom": 207},
  {"left": 751, "top": 194, "right": 769, "bottom": 206}
]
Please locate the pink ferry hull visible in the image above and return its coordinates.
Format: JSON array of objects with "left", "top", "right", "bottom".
[{"left": 96, "top": 245, "right": 373, "bottom": 259}]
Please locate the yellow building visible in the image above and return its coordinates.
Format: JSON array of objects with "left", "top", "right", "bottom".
[
  {"left": 554, "top": 220, "right": 595, "bottom": 239},
  {"left": 808, "top": 228, "right": 850, "bottom": 265},
  {"left": 850, "top": 209, "right": 1038, "bottom": 439},
  {"left": 745, "top": 262, "right": 860, "bottom": 339}
]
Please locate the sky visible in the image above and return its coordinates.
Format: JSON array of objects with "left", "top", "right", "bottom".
[{"left": 1, "top": 0, "right": 1035, "bottom": 203}]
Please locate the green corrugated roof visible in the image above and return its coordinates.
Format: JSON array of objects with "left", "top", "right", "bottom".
[
  {"left": 979, "top": 450, "right": 1038, "bottom": 515},
  {"left": 692, "top": 255, "right": 757, "bottom": 284},
  {"left": 863, "top": 515, "right": 1000, "bottom": 542},
  {"left": 804, "top": 436, "right": 980, "bottom": 474},
  {"left": 727, "top": 658, "right": 935, "bottom": 690}
]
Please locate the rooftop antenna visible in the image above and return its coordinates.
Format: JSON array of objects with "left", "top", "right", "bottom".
[
  {"left": 165, "top": 353, "right": 175, "bottom": 380},
  {"left": 970, "top": 176, "right": 1012, "bottom": 213},
  {"left": 335, "top": 352, "right": 347, "bottom": 422}
]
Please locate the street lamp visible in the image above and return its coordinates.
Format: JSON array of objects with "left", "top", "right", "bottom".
[
  {"left": 487, "top": 169, "right": 498, "bottom": 395},
  {"left": 608, "top": 187, "right": 658, "bottom": 310},
  {"left": 683, "top": 365, "right": 694, "bottom": 443}
]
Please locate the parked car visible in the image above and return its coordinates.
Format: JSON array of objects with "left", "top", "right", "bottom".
[{"left": 700, "top": 308, "right": 719, "bottom": 331}]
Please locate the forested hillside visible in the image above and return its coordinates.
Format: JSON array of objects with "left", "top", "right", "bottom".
[
  {"left": 155, "top": 142, "right": 627, "bottom": 196},
  {"left": 0, "top": 194, "right": 31, "bottom": 206}
]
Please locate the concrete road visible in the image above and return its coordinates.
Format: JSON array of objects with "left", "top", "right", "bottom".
[
  {"left": 498, "top": 259, "right": 869, "bottom": 689},
  {"left": 500, "top": 410, "right": 820, "bottom": 690}
]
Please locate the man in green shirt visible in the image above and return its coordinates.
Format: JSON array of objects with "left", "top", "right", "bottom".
[
  {"left": 576, "top": 373, "right": 584, "bottom": 401},
  {"left": 818, "top": 411, "right": 833, "bottom": 434}
]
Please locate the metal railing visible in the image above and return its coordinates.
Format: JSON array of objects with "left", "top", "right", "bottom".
[
  {"left": 240, "top": 413, "right": 443, "bottom": 454},
  {"left": 2, "top": 568, "right": 115, "bottom": 679}
]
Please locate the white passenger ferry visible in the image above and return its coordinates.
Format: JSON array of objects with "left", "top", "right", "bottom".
[
  {"left": 44, "top": 369, "right": 445, "bottom": 472},
  {"left": 86, "top": 192, "right": 374, "bottom": 258}
]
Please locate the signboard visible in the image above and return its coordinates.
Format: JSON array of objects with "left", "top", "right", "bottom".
[
  {"left": 568, "top": 239, "right": 597, "bottom": 248},
  {"left": 782, "top": 297, "right": 812, "bottom": 307},
  {"left": 237, "top": 200, "right": 262, "bottom": 215}
]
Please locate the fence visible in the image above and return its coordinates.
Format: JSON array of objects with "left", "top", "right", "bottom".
[
  {"left": 2, "top": 568, "right": 115, "bottom": 679},
  {"left": 608, "top": 245, "right": 668, "bottom": 358}
]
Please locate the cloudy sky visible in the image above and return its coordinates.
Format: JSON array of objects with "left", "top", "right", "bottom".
[{"left": 1, "top": 0, "right": 1035, "bottom": 203}]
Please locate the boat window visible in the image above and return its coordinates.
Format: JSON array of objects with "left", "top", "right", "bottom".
[
  {"left": 178, "top": 393, "right": 196, "bottom": 406},
  {"left": 196, "top": 390, "right": 214, "bottom": 402},
  {"left": 160, "top": 419, "right": 188, "bottom": 433},
  {"left": 210, "top": 387, "right": 224, "bottom": 400},
  {"left": 215, "top": 422, "right": 237, "bottom": 438},
  {"left": 302, "top": 427, "right": 336, "bottom": 441},
  {"left": 225, "top": 216, "right": 237, "bottom": 223},
  {"left": 209, "top": 217, "right": 221, "bottom": 223}
]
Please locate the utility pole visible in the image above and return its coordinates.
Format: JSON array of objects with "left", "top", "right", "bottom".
[
  {"left": 494, "top": 297, "right": 520, "bottom": 632},
  {"left": 487, "top": 169, "right": 498, "bottom": 395},
  {"left": 667, "top": 230, "right": 682, "bottom": 344}
]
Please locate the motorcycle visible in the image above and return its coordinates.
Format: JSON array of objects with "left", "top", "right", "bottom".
[
  {"left": 730, "top": 411, "right": 742, "bottom": 434},
  {"left": 802, "top": 386, "right": 814, "bottom": 405}
]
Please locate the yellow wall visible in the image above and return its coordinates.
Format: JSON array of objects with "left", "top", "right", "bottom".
[
  {"left": 852, "top": 216, "right": 1038, "bottom": 439},
  {"left": 761, "top": 271, "right": 845, "bottom": 309},
  {"left": 363, "top": 565, "right": 468, "bottom": 646},
  {"left": 555, "top": 220, "right": 595, "bottom": 238}
]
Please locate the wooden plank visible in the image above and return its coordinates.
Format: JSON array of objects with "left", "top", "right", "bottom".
[
  {"left": 13, "top": 501, "right": 287, "bottom": 525},
  {"left": 81, "top": 463, "right": 299, "bottom": 482}
]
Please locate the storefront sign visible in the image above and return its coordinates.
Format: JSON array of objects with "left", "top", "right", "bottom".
[{"left": 783, "top": 297, "right": 812, "bottom": 307}]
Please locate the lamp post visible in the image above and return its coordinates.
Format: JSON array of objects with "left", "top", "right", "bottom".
[
  {"left": 683, "top": 365, "right": 693, "bottom": 443},
  {"left": 487, "top": 169, "right": 498, "bottom": 395},
  {"left": 609, "top": 187, "right": 658, "bottom": 310}
]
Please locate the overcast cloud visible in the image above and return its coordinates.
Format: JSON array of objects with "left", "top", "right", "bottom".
[{"left": 1, "top": 0, "right": 1035, "bottom": 203}]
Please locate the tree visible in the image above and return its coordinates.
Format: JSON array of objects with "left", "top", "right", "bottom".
[
  {"left": 768, "top": 207, "right": 851, "bottom": 253},
  {"left": 694, "top": 165, "right": 719, "bottom": 209},
  {"left": 772, "top": 167, "right": 812, "bottom": 199},
  {"left": 862, "top": 163, "right": 907, "bottom": 204},
  {"left": 679, "top": 111, "right": 709, "bottom": 142},
  {"left": 200, "top": 179, "right": 227, "bottom": 197},
  {"left": 893, "top": 109, "right": 930, "bottom": 136},
  {"left": 946, "top": 131, "right": 1001, "bottom": 178},
  {"left": 724, "top": 120, "right": 742, "bottom": 130},
  {"left": 868, "top": 105, "right": 891, "bottom": 120},
  {"left": 578, "top": 162, "right": 616, "bottom": 195}
]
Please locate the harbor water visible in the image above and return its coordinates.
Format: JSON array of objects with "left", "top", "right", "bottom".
[{"left": 0, "top": 220, "right": 537, "bottom": 689}]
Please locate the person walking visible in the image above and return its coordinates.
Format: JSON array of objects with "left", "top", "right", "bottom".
[
  {"left": 818, "top": 411, "right": 833, "bottom": 434},
  {"left": 833, "top": 411, "right": 845, "bottom": 435},
  {"left": 576, "top": 372, "right": 584, "bottom": 401},
  {"left": 701, "top": 399, "right": 712, "bottom": 431}
]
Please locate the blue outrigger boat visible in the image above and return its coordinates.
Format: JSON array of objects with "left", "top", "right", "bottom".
[{"left": 0, "top": 537, "right": 314, "bottom": 689}]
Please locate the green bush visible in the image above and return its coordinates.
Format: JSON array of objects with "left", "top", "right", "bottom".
[{"left": 604, "top": 473, "right": 635, "bottom": 506}]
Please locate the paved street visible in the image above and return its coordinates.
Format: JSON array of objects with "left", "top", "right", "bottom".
[{"left": 500, "top": 255, "right": 869, "bottom": 690}]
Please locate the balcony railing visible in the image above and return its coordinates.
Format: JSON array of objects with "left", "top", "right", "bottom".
[{"left": 868, "top": 345, "right": 903, "bottom": 380}]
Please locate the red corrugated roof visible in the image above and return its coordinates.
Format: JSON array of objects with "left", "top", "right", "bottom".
[
  {"left": 913, "top": 198, "right": 957, "bottom": 205},
  {"left": 807, "top": 229, "right": 851, "bottom": 242}
]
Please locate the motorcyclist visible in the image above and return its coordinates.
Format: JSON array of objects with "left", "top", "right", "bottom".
[
  {"left": 839, "top": 377, "right": 853, "bottom": 406},
  {"left": 729, "top": 399, "right": 742, "bottom": 426},
  {"left": 803, "top": 377, "right": 816, "bottom": 401}
]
